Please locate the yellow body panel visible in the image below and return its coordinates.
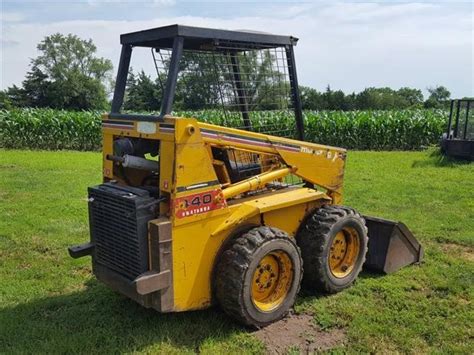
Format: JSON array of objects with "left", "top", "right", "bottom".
[
  {"left": 171, "top": 188, "right": 326, "bottom": 310},
  {"left": 100, "top": 114, "right": 346, "bottom": 311},
  {"left": 263, "top": 202, "right": 317, "bottom": 237}
]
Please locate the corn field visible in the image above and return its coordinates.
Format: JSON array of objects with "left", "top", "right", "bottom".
[
  {"left": 0, "top": 109, "right": 102, "bottom": 151},
  {"left": 0, "top": 108, "right": 446, "bottom": 151}
]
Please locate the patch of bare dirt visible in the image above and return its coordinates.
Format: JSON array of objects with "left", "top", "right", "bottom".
[
  {"left": 253, "top": 314, "right": 346, "bottom": 354},
  {"left": 441, "top": 243, "right": 474, "bottom": 262}
]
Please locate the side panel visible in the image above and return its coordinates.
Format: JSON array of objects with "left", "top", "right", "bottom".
[
  {"left": 171, "top": 195, "right": 328, "bottom": 311},
  {"left": 171, "top": 213, "right": 261, "bottom": 311},
  {"left": 170, "top": 118, "right": 234, "bottom": 310},
  {"left": 262, "top": 201, "right": 321, "bottom": 237},
  {"left": 171, "top": 118, "right": 228, "bottom": 227},
  {"left": 171, "top": 197, "right": 324, "bottom": 311}
]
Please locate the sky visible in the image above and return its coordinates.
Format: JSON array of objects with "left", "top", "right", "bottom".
[{"left": 1, "top": 0, "right": 473, "bottom": 98}]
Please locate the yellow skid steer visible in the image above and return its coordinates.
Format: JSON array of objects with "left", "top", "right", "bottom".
[{"left": 69, "top": 25, "right": 423, "bottom": 327}]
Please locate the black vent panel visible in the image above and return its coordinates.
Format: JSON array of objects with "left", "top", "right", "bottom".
[{"left": 88, "top": 183, "right": 155, "bottom": 280}]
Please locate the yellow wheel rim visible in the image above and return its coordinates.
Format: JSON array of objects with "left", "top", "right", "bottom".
[
  {"left": 251, "top": 251, "right": 294, "bottom": 312},
  {"left": 328, "top": 227, "right": 360, "bottom": 278}
]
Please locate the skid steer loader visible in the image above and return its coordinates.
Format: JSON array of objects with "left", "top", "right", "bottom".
[{"left": 69, "top": 25, "right": 423, "bottom": 327}]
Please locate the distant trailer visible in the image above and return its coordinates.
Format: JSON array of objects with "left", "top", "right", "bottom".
[{"left": 441, "top": 98, "right": 474, "bottom": 160}]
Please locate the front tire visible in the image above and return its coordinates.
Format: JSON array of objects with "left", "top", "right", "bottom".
[
  {"left": 296, "top": 205, "right": 368, "bottom": 294},
  {"left": 215, "top": 226, "right": 302, "bottom": 328}
]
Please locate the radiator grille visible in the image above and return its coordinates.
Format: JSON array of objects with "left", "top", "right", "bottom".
[{"left": 88, "top": 183, "right": 155, "bottom": 280}]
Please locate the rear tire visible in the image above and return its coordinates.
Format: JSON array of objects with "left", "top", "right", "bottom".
[
  {"left": 296, "top": 205, "right": 368, "bottom": 294},
  {"left": 215, "top": 226, "right": 302, "bottom": 328}
]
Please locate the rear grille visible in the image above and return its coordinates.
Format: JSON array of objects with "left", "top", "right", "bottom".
[{"left": 88, "top": 183, "right": 155, "bottom": 280}]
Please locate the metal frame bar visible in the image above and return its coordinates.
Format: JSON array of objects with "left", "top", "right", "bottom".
[
  {"left": 286, "top": 46, "right": 305, "bottom": 140},
  {"left": 463, "top": 101, "right": 471, "bottom": 140},
  {"left": 111, "top": 44, "right": 132, "bottom": 113},
  {"left": 108, "top": 113, "right": 162, "bottom": 122},
  {"left": 120, "top": 24, "right": 297, "bottom": 48},
  {"left": 160, "top": 36, "right": 184, "bottom": 116},
  {"left": 454, "top": 100, "right": 461, "bottom": 138},
  {"left": 447, "top": 99, "right": 454, "bottom": 137},
  {"left": 445, "top": 99, "right": 474, "bottom": 141},
  {"left": 151, "top": 48, "right": 165, "bottom": 92},
  {"left": 229, "top": 52, "right": 251, "bottom": 130}
]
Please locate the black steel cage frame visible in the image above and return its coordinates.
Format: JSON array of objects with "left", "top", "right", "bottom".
[
  {"left": 445, "top": 98, "right": 473, "bottom": 141},
  {"left": 441, "top": 98, "right": 474, "bottom": 160},
  {"left": 110, "top": 24, "right": 305, "bottom": 140}
]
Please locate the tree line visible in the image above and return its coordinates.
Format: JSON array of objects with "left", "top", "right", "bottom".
[{"left": 0, "top": 33, "right": 458, "bottom": 112}]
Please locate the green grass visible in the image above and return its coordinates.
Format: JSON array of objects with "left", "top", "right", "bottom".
[{"left": 0, "top": 149, "right": 473, "bottom": 354}]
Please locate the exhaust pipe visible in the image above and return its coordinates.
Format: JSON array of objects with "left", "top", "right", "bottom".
[{"left": 363, "top": 216, "right": 424, "bottom": 274}]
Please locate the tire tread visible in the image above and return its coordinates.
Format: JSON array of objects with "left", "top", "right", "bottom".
[
  {"left": 215, "top": 226, "right": 302, "bottom": 327},
  {"left": 297, "top": 205, "right": 368, "bottom": 293}
]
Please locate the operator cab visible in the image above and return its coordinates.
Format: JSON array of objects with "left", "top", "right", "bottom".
[{"left": 104, "top": 24, "right": 307, "bottom": 197}]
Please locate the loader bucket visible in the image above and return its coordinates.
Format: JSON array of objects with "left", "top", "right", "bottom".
[{"left": 363, "top": 216, "right": 423, "bottom": 274}]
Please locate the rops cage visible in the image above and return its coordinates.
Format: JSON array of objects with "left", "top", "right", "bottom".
[{"left": 110, "top": 24, "right": 305, "bottom": 140}]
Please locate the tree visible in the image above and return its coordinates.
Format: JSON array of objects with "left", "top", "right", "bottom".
[
  {"left": 300, "top": 86, "right": 324, "bottom": 110},
  {"left": 2, "top": 86, "right": 29, "bottom": 108},
  {"left": 329, "top": 90, "right": 347, "bottom": 110},
  {"left": 21, "top": 67, "right": 51, "bottom": 107},
  {"left": 172, "top": 50, "right": 288, "bottom": 111},
  {"left": 424, "top": 86, "right": 451, "bottom": 108},
  {"left": 344, "top": 92, "right": 357, "bottom": 111},
  {"left": 174, "top": 53, "right": 222, "bottom": 110},
  {"left": 7, "top": 33, "right": 113, "bottom": 110},
  {"left": 0, "top": 90, "right": 13, "bottom": 110},
  {"left": 238, "top": 51, "right": 288, "bottom": 110},
  {"left": 124, "top": 69, "right": 162, "bottom": 111},
  {"left": 33, "top": 33, "right": 112, "bottom": 82},
  {"left": 397, "top": 87, "right": 424, "bottom": 108},
  {"left": 355, "top": 87, "right": 408, "bottom": 110}
]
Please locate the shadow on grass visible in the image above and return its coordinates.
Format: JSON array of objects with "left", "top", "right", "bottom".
[
  {"left": 412, "top": 149, "right": 472, "bottom": 168},
  {"left": 296, "top": 270, "right": 384, "bottom": 304},
  {"left": 359, "top": 269, "right": 386, "bottom": 279},
  {"left": 1, "top": 271, "right": 390, "bottom": 353},
  {"left": 0, "top": 280, "right": 242, "bottom": 353}
]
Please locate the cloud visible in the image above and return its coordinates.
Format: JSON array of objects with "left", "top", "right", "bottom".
[
  {"left": 152, "top": 0, "right": 176, "bottom": 5},
  {"left": 1, "top": 2, "right": 472, "bottom": 97},
  {"left": 0, "top": 11, "right": 25, "bottom": 22},
  {"left": 85, "top": 0, "right": 175, "bottom": 5}
]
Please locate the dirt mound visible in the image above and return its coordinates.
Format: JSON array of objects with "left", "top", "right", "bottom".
[
  {"left": 441, "top": 243, "right": 474, "bottom": 262},
  {"left": 253, "top": 313, "right": 346, "bottom": 354}
]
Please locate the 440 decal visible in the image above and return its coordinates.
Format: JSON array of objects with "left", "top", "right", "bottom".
[{"left": 173, "top": 189, "right": 227, "bottom": 218}]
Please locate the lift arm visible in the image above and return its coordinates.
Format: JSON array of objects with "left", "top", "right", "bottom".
[{"left": 197, "top": 122, "right": 347, "bottom": 203}]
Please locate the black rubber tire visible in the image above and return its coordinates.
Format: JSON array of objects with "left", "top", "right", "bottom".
[
  {"left": 214, "top": 226, "right": 303, "bottom": 328},
  {"left": 296, "top": 205, "right": 368, "bottom": 294}
]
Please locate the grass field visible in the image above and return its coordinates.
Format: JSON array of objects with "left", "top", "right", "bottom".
[{"left": 0, "top": 149, "right": 473, "bottom": 354}]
